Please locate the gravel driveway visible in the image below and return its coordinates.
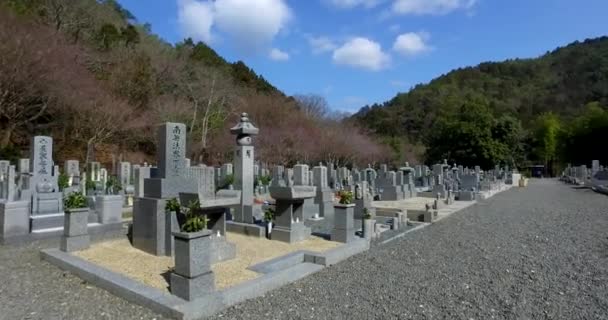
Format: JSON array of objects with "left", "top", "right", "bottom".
[
  {"left": 211, "top": 179, "right": 608, "bottom": 320},
  {"left": 1, "top": 179, "right": 607, "bottom": 320}
]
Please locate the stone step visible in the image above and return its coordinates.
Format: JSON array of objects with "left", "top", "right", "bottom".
[
  {"left": 31, "top": 211, "right": 100, "bottom": 231},
  {"left": 31, "top": 222, "right": 102, "bottom": 234},
  {"left": 30, "top": 213, "right": 65, "bottom": 231}
]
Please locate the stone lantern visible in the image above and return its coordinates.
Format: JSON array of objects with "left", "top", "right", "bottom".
[{"left": 230, "top": 113, "right": 259, "bottom": 224}]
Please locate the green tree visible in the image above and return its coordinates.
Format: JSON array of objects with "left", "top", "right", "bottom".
[
  {"left": 560, "top": 102, "right": 608, "bottom": 166},
  {"left": 120, "top": 24, "right": 139, "bottom": 47},
  {"left": 532, "top": 112, "right": 561, "bottom": 175},
  {"left": 425, "top": 100, "right": 506, "bottom": 168},
  {"left": 492, "top": 115, "right": 524, "bottom": 167},
  {"left": 95, "top": 23, "right": 121, "bottom": 50}
]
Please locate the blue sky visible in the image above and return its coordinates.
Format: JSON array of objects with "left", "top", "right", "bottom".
[{"left": 117, "top": 0, "right": 608, "bottom": 113}]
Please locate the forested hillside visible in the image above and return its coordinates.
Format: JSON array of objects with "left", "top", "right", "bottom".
[
  {"left": 0, "top": 0, "right": 387, "bottom": 167},
  {"left": 2, "top": 0, "right": 606, "bottom": 172},
  {"left": 354, "top": 37, "right": 608, "bottom": 172}
]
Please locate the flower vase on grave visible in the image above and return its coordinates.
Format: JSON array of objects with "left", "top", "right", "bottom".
[
  {"left": 265, "top": 221, "right": 273, "bottom": 239},
  {"left": 331, "top": 203, "right": 356, "bottom": 243},
  {"left": 170, "top": 229, "right": 215, "bottom": 301},
  {"left": 61, "top": 204, "right": 90, "bottom": 252},
  {"left": 363, "top": 218, "right": 376, "bottom": 241}
]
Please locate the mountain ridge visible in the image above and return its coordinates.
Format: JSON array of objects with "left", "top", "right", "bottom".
[{"left": 354, "top": 36, "right": 608, "bottom": 141}]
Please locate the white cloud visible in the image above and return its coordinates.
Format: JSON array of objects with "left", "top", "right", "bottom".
[
  {"left": 269, "top": 48, "right": 289, "bottom": 61},
  {"left": 177, "top": 0, "right": 291, "bottom": 51},
  {"left": 332, "top": 37, "right": 390, "bottom": 71},
  {"left": 307, "top": 36, "right": 337, "bottom": 54},
  {"left": 391, "top": 0, "right": 477, "bottom": 15},
  {"left": 214, "top": 0, "right": 291, "bottom": 50},
  {"left": 393, "top": 32, "right": 431, "bottom": 56},
  {"left": 325, "top": 0, "right": 383, "bottom": 9},
  {"left": 177, "top": 0, "right": 214, "bottom": 43}
]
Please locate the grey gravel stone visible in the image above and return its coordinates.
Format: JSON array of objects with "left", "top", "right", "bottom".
[
  {"left": 0, "top": 227, "right": 171, "bottom": 320},
  {"left": 210, "top": 179, "right": 608, "bottom": 320},
  {"left": 2, "top": 180, "right": 607, "bottom": 320}
]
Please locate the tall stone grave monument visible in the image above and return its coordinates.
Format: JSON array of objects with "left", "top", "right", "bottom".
[
  {"left": 64, "top": 160, "right": 80, "bottom": 194},
  {"left": 364, "top": 165, "right": 377, "bottom": 194},
  {"left": 118, "top": 161, "right": 135, "bottom": 206},
  {"left": 133, "top": 164, "right": 151, "bottom": 198},
  {"left": 86, "top": 161, "right": 102, "bottom": 195},
  {"left": 295, "top": 164, "right": 318, "bottom": 220},
  {"left": 377, "top": 170, "right": 404, "bottom": 201},
  {"left": 133, "top": 122, "right": 198, "bottom": 256},
  {"left": 0, "top": 164, "right": 31, "bottom": 240},
  {"left": 400, "top": 163, "right": 417, "bottom": 198},
  {"left": 312, "top": 163, "right": 334, "bottom": 221},
  {"left": 28, "top": 136, "right": 64, "bottom": 231},
  {"left": 432, "top": 163, "right": 447, "bottom": 198}
]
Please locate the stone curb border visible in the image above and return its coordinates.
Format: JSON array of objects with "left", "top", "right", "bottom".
[
  {"left": 2, "top": 222, "right": 123, "bottom": 245},
  {"left": 41, "top": 239, "right": 370, "bottom": 320}
]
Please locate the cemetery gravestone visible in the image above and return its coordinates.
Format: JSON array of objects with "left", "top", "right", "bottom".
[
  {"left": 64, "top": 160, "right": 80, "bottom": 194},
  {"left": 313, "top": 164, "right": 334, "bottom": 221},
  {"left": 29, "top": 136, "right": 65, "bottom": 231},
  {"left": 0, "top": 165, "right": 30, "bottom": 240},
  {"left": 295, "top": 164, "right": 318, "bottom": 220},
  {"left": 133, "top": 123, "right": 198, "bottom": 256}
]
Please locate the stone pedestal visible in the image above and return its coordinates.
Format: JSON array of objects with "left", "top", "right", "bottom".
[
  {"left": 133, "top": 197, "right": 175, "bottom": 256},
  {"left": 272, "top": 200, "right": 312, "bottom": 243},
  {"left": 0, "top": 200, "right": 30, "bottom": 240},
  {"left": 95, "top": 195, "right": 124, "bottom": 224},
  {"left": 30, "top": 192, "right": 65, "bottom": 231},
  {"left": 171, "top": 230, "right": 215, "bottom": 301},
  {"left": 233, "top": 145, "right": 255, "bottom": 224},
  {"left": 60, "top": 208, "right": 90, "bottom": 252},
  {"left": 331, "top": 204, "right": 356, "bottom": 243},
  {"left": 302, "top": 198, "right": 318, "bottom": 221},
  {"left": 269, "top": 186, "right": 315, "bottom": 243},
  {"left": 226, "top": 221, "right": 265, "bottom": 237},
  {"left": 272, "top": 222, "right": 311, "bottom": 243}
]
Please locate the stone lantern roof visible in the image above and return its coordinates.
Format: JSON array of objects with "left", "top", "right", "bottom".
[
  {"left": 399, "top": 162, "right": 414, "bottom": 172},
  {"left": 230, "top": 113, "right": 259, "bottom": 136}
]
